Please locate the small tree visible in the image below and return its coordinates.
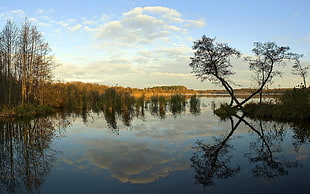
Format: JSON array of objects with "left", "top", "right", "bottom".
[
  {"left": 189, "top": 35, "right": 241, "bottom": 107},
  {"left": 240, "top": 42, "right": 301, "bottom": 106},
  {"left": 292, "top": 58, "right": 309, "bottom": 88}
]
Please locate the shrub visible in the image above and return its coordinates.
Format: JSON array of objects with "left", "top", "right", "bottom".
[
  {"left": 214, "top": 103, "right": 238, "bottom": 120},
  {"left": 244, "top": 88, "right": 310, "bottom": 121}
]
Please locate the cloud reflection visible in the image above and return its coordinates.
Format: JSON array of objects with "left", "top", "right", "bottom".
[
  {"left": 58, "top": 98, "right": 253, "bottom": 184},
  {"left": 83, "top": 138, "right": 188, "bottom": 184}
]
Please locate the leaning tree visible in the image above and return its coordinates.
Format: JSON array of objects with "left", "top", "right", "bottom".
[
  {"left": 241, "top": 41, "right": 301, "bottom": 106},
  {"left": 189, "top": 35, "right": 242, "bottom": 107}
]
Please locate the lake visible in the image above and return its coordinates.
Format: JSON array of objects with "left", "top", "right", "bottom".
[{"left": 0, "top": 97, "right": 309, "bottom": 194}]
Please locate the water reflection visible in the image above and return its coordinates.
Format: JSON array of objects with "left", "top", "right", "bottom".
[
  {"left": 242, "top": 118, "right": 300, "bottom": 178},
  {"left": 292, "top": 123, "right": 310, "bottom": 151},
  {"left": 189, "top": 95, "right": 201, "bottom": 116},
  {"left": 1, "top": 96, "right": 310, "bottom": 193},
  {"left": 87, "top": 94, "right": 199, "bottom": 133},
  {"left": 0, "top": 116, "right": 69, "bottom": 193},
  {"left": 190, "top": 114, "right": 304, "bottom": 188},
  {"left": 83, "top": 138, "right": 189, "bottom": 184},
  {"left": 190, "top": 116, "right": 242, "bottom": 187}
]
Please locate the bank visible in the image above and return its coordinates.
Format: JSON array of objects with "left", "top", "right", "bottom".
[
  {"left": 213, "top": 88, "right": 310, "bottom": 123},
  {"left": 243, "top": 88, "right": 310, "bottom": 122}
]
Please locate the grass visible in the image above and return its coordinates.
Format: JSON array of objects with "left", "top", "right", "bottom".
[
  {"left": 214, "top": 103, "right": 239, "bottom": 120},
  {"left": 243, "top": 88, "right": 310, "bottom": 122}
]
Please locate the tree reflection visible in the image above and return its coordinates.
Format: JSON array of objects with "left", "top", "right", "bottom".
[
  {"left": 0, "top": 116, "right": 69, "bottom": 193},
  {"left": 103, "top": 105, "right": 119, "bottom": 134},
  {"left": 99, "top": 94, "right": 194, "bottom": 131},
  {"left": 240, "top": 118, "right": 300, "bottom": 178},
  {"left": 190, "top": 116, "right": 242, "bottom": 187},
  {"left": 101, "top": 89, "right": 140, "bottom": 133},
  {"left": 147, "top": 96, "right": 167, "bottom": 119},
  {"left": 169, "top": 95, "right": 186, "bottom": 117},
  {"left": 191, "top": 114, "right": 302, "bottom": 187},
  {"left": 189, "top": 95, "right": 200, "bottom": 115},
  {"left": 291, "top": 122, "right": 310, "bottom": 151}
]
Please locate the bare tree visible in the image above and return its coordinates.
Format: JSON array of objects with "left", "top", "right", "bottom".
[
  {"left": 0, "top": 19, "right": 57, "bottom": 107},
  {"left": 189, "top": 35, "right": 241, "bottom": 107},
  {"left": 292, "top": 58, "right": 309, "bottom": 88},
  {"left": 0, "top": 20, "right": 19, "bottom": 105},
  {"left": 240, "top": 42, "right": 301, "bottom": 107},
  {"left": 19, "top": 19, "right": 31, "bottom": 106}
]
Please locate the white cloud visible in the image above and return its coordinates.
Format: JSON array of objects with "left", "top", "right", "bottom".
[
  {"left": 55, "top": 58, "right": 144, "bottom": 82},
  {"left": 95, "top": 14, "right": 170, "bottom": 46},
  {"left": 35, "top": 8, "right": 54, "bottom": 15},
  {"left": 83, "top": 20, "right": 96, "bottom": 25},
  {"left": 57, "top": 20, "right": 84, "bottom": 32},
  {"left": 152, "top": 72, "right": 191, "bottom": 77},
  {"left": 34, "top": 6, "right": 207, "bottom": 88},
  {"left": 124, "top": 6, "right": 182, "bottom": 18},
  {"left": 122, "top": 7, "right": 143, "bottom": 16},
  {"left": 94, "top": 6, "right": 206, "bottom": 47},
  {"left": 100, "top": 14, "right": 109, "bottom": 22},
  {"left": 58, "top": 21, "right": 69, "bottom": 27},
  {"left": 96, "top": 20, "right": 121, "bottom": 37},
  {"left": 68, "top": 24, "right": 82, "bottom": 32},
  {"left": 37, "top": 22, "right": 51, "bottom": 27},
  {"left": 10, "top": 9, "right": 25, "bottom": 17},
  {"left": 185, "top": 17, "right": 206, "bottom": 27},
  {"left": 29, "top": 17, "right": 38, "bottom": 22},
  {"left": 83, "top": 26, "right": 97, "bottom": 32}
]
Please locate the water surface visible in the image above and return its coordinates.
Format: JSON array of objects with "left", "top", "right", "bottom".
[{"left": 1, "top": 97, "right": 309, "bottom": 194}]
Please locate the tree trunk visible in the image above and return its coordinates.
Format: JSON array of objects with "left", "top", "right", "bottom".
[
  {"left": 216, "top": 76, "right": 241, "bottom": 108},
  {"left": 236, "top": 56, "right": 274, "bottom": 108}
]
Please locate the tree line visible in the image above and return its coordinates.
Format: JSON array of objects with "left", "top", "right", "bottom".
[{"left": 0, "top": 19, "right": 57, "bottom": 107}]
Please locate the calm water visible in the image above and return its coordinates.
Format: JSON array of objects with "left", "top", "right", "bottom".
[{"left": 0, "top": 97, "right": 309, "bottom": 194}]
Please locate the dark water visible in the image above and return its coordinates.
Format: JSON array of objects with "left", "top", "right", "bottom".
[{"left": 0, "top": 97, "right": 309, "bottom": 194}]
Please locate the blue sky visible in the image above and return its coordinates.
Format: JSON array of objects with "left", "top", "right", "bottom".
[{"left": 1, "top": 0, "right": 309, "bottom": 89}]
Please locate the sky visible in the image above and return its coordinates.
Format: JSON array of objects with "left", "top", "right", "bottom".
[{"left": 0, "top": 0, "right": 309, "bottom": 89}]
